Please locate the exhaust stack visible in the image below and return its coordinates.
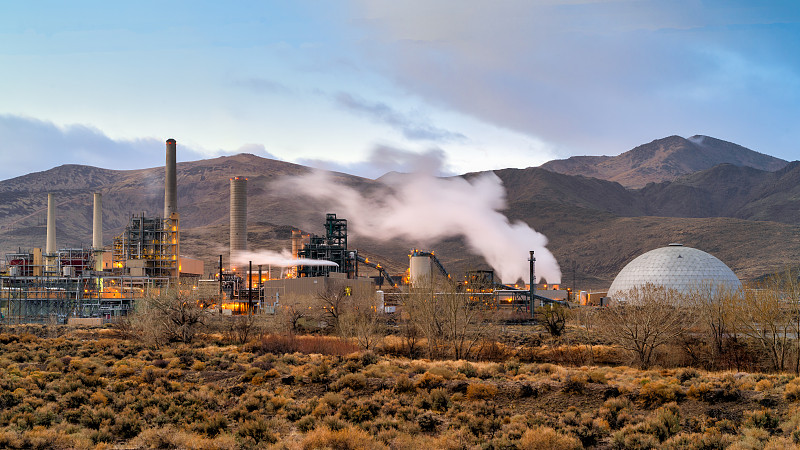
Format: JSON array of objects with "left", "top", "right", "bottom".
[
  {"left": 230, "top": 177, "right": 247, "bottom": 272},
  {"left": 164, "top": 139, "right": 177, "bottom": 218},
  {"left": 93, "top": 193, "right": 103, "bottom": 271},
  {"left": 46, "top": 193, "right": 56, "bottom": 273}
]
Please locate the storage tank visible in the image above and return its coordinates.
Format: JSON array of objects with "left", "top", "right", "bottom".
[{"left": 409, "top": 255, "right": 432, "bottom": 287}]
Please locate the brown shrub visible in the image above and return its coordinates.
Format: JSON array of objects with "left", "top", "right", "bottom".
[
  {"left": 518, "top": 426, "right": 582, "bottom": 449},
  {"left": 466, "top": 383, "right": 498, "bottom": 400},
  {"left": 303, "top": 426, "right": 386, "bottom": 449}
]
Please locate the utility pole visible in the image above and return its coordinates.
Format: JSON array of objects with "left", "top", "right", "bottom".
[{"left": 529, "top": 251, "right": 536, "bottom": 319}]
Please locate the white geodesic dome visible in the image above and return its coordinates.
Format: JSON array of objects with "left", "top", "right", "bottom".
[{"left": 607, "top": 244, "right": 741, "bottom": 300}]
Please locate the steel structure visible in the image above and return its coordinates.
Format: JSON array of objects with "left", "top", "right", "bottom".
[
  {"left": 112, "top": 214, "right": 179, "bottom": 278},
  {"left": 1, "top": 273, "right": 170, "bottom": 324},
  {"left": 297, "top": 214, "right": 354, "bottom": 278}
]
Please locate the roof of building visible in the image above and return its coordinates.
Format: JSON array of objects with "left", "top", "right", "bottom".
[{"left": 607, "top": 243, "right": 741, "bottom": 299}]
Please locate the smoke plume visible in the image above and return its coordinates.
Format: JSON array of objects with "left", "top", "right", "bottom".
[
  {"left": 275, "top": 168, "right": 561, "bottom": 284},
  {"left": 232, "top": 249, "right": 339, "bottom": 268}
]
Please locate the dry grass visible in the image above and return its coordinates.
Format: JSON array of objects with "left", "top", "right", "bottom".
[{"left": 3, "top": 326, "right": 800, "bottom": 448}]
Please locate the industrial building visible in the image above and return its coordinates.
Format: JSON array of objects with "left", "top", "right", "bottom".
[
  {"left": 2, "top": 137, "right": 561, "bottom": 324},
  {"left": 606, "top": 243, "right": 742, "bottom": 302},
  {"left": 0, "top": 139, "right": 203, "bottom": 324}
]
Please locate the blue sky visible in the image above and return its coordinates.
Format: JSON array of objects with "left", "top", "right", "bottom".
[{"left": 1, "top": 0, "right": 798, "bottom": 181}]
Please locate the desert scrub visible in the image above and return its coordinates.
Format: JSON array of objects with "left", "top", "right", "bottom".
[
  {"left": 331, "top": 372, "right": 367, "bottom": 391},
  {"left": 517, "top": 426, "right": 582, "bottom": 450},
  {"left": 638, "top": 379, "right": 685, "bottom": 407},
  {"left": 466, "top": 383, "right": 498, "bottom": 400},
  {"left": 302, "top": 425, "right": 386, "bottom": 449}
]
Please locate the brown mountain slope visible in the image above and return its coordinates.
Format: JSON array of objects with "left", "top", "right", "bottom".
[
  {"left": 634, "top": 161, "right": 800, "bottom": 223},
  {"left": 541, "top": 135, "right": 788, "bottom": 188},
  {"left": 1, "top": 149, "right": 798, "bottom": 289}
]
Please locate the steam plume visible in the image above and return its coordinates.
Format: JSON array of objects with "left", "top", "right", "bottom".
[
  {"left": 276, "top": 168, "right": 561, "bottom": 284},
  {"left": 232, "top": 249, "right": 339, "bottom": 268}
]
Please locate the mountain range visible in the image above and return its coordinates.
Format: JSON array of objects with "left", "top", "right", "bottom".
[{"left": 0, "top": 135, "right": 797, "bottom": 289}]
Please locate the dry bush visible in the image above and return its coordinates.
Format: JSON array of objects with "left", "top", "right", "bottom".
[
  {"left": 517, "top": 426, "right": 582, "bottom": 449},
  {"left": 303, "top": 425, "right": 386, "bottom": 450},
  {"left": 466, "top": 383, "right": 498, "bottom": 400},
  {"left": 245, "top": 334, "right": 359, "bottom": 356},
  {"left": 638, "top": 380, "right": 685, "bottom": 407}
]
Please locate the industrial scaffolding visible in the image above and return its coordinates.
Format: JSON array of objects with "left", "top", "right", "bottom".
[
  {"left": 112, "top": 214, "right": 179, "bottom": 278},
  {"left": 297, "top": 213, "right": 354, "bottom": 278},
  {"left": 1, "top": 274, "right": 171, "bottom": 324}
]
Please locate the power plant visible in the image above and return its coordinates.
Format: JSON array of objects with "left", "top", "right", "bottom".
[
  {"left": 0, "top": 138, "right": 567, "bottom": 324},
  {"left": 0, "top": 139, "right": 201, "bottom": 324}
]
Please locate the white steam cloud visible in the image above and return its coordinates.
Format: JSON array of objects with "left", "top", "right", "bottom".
[
  {"left": 232, "top": 249, "right": 339, "bottom": 268},
  {"left": 275, "top": 169, "right": 561, "bottom": 284}
]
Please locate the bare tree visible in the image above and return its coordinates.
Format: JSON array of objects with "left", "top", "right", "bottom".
[
  {"left": 404, "top": 278, "right": 493, "bottom": 360},
  {"left": 122, "top": 288, "right": 207, "bottom": 347},
  {"left": 596, "top": 284, "right": 692, "bottom": 369},
  {"left": 536, "top": 304, "right": 570, "bottom": 338},
  {"left": 572, "top": 306, "right": 596, "bottom": 365},
  {"left": 682, "top": 284, "right": 740, "bottom": 370},
  {"left": 338, "top": 291, "right": 384, "bottom": 350},
  {"left": 316, "top": 284, "right": 350, "bottom": 334},
  {"left": 729, "top": 272, "right": 800, "bottom": 373}
]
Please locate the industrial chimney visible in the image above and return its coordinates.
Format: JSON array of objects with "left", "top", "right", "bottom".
[
  {"left": 93, "top": 192, "right": 103, "bottom": 271},
  {"left": 230, "top": 177, "right": 247, "bottom": 272},
  {"left": 164, "top": 139, "right": 177, "bottom": 218},
  {"left": 46, "top": 193, "right": 56, "bottom": 273}
]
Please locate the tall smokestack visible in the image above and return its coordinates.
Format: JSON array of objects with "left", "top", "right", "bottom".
[
  {"left": 46, "top": 193, "right": 56, "bottom": 274},
  {"left": 46, "top": 193, "right": 56, "bottom": 255},
  {"left": 230, "top": 177, "right": 247, "bottom": 272},
  {"left": 93, "top": 193, "right": 103, "bottom": 271},
  {"left": 164, "top": 139, "right": 177, "bottom": 218}
]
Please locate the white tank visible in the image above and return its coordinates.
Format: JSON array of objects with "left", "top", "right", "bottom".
[{"left": 409, "top": 255, "right": 432, "bottom": 287}]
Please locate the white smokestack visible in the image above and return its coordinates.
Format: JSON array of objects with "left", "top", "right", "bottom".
[
  {"left": 46, "top": 193, "right": 56, "bottom": 255},
  {"left": 164, "top": 139, "right": 177, "bottom": 218},
  {"left": 230, "top": 176, "right": 247, "bottom": 272},
  {"left": 45, "top": 192, "right": 57, "bottom": 274},
  {"left": 93, "top": 192, "right": 103, "bottom": 271}
]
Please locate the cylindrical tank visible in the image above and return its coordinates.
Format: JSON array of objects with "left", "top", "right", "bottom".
[
  {"left": 409, "top": 255, "right": 432, "bottom": 287},
  {"left": 230, "top": 176, "right": 248, "bottom": 272},
  {"left": 164, "top": 139, "right": 177, "bottom": 218},
  {"left": 376, "top": 290, "right": 385, "bottom": 312}
]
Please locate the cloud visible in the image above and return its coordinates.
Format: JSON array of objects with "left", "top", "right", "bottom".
[
  {"left": 346, "top": 1, "right": 800, "bottom": 155},
  {"left": 274, "top": 169, "right": 561, "bottom": 284},
  {"left": 0, "top": 115, "right": 281, "bottom": 181},
  {"left": 334, "top": 92, "right": 466, "bottom": 142},
  {"left": 234, "top": 143, "right": 279, "bottom": 160},
  {"left": 297, "top": 145, "right": 454, "bottom": 179}
]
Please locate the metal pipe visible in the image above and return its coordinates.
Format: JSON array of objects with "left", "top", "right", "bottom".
[
  {"left": 248, "top": 260, "right": 253, "bottom": 314},
  {"left": 218, "top": 255, "right": 223, "bottom": 313},
  {"left": 529, "top": 251, "right": 536, "bottom": 319}
]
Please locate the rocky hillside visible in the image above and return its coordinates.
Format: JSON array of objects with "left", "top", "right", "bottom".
[
  {"left": 1, "top": 137, "right": 797, "bottom": 289},
  {"left": 540, "top": 135, "right": 788, "bottom": 188}
]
